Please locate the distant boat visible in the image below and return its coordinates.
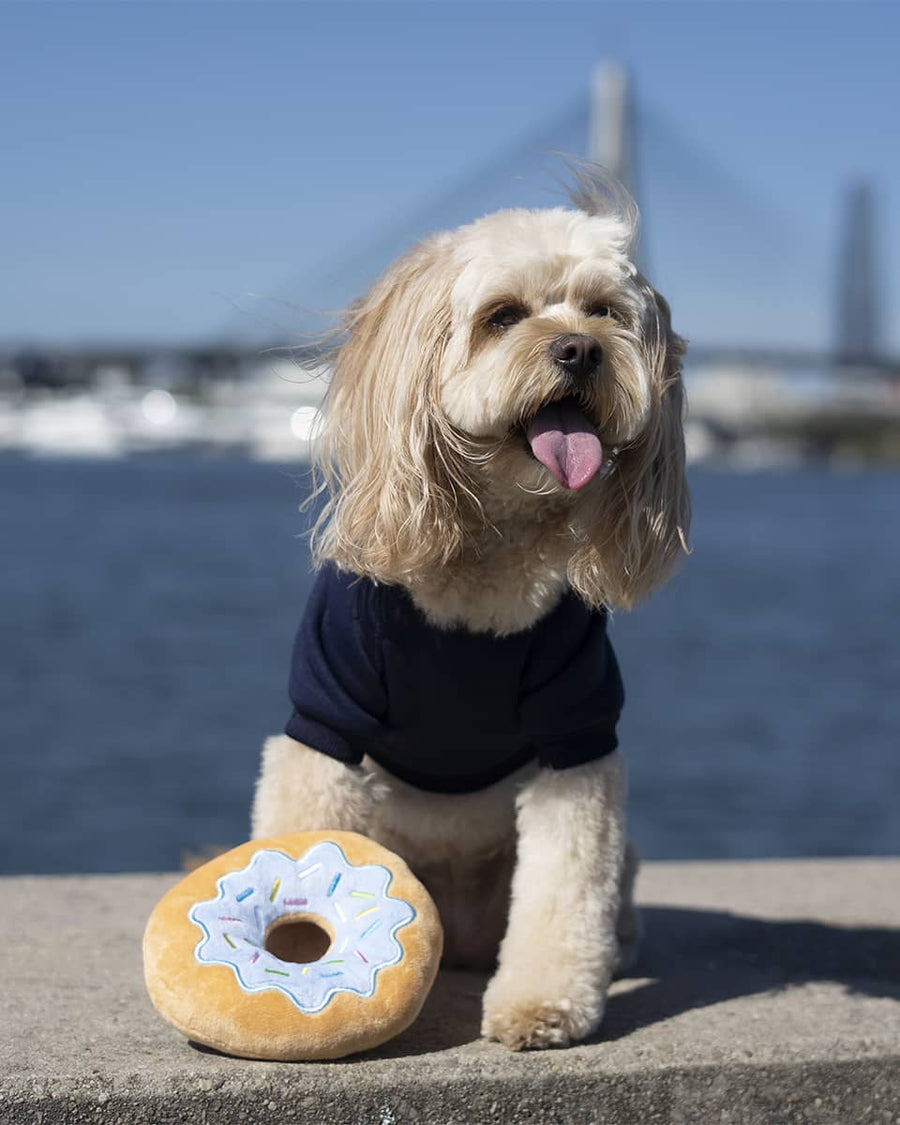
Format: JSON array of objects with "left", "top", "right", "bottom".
[{"left": 0, "top": 360, "right": 331, "bottom": 461}]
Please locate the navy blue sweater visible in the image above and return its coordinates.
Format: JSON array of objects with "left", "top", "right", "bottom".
[{"left": 285, "top": 564, "right": 624, "bottom": 794}]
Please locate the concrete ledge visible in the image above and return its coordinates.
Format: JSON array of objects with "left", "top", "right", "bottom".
[{"left": 2, "top": 859, "right": 899, "bottom": 1124}]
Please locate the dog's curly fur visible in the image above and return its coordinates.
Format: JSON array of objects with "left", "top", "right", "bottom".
[{"left": 252, "top": 175, "right": 689, "bottom": 1050}]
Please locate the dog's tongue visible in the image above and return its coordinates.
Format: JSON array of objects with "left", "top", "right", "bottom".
[{"left": 527, "top": 400, "right": 603, "bottom": 490}]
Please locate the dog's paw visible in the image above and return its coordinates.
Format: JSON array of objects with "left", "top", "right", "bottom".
[{"left": 481, "top": 993, "right": 600, "bottom": 1051}]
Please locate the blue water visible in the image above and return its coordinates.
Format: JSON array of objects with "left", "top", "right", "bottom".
[{"left": 2, "top": 454, "right": 898, "bottom": 874}]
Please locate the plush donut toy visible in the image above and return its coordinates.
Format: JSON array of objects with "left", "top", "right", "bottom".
[{"left": 143, "top": 831, "right": 443, "bottom": 1060}]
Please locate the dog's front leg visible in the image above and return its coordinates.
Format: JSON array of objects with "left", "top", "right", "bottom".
[
  {"left": 250, "top": 734, "right": 383, "bottom": 838},
  {"left": 481, "top": 752, "right": 626, "bottom": 1050}
]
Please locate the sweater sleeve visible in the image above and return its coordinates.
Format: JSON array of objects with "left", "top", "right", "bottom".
[
  {"left": 284, "top": 566, "right": 387, "bottom": 765},
  {"left": 519, "top": 605, "right": 625, "bottom": 771}
]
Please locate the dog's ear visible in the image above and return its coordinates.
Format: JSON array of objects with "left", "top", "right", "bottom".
[
  {"left": 569, "top": 285, "right": 690, "bottom": 609},
  {"left": 312, "top": 235, "right": 475, "bottom": 583}
]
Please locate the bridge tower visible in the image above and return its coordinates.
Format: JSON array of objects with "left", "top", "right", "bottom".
[
  {"left": 588, "top": 62, "right": 635, "bottom": 188},
  {"left": 588, "top": 62, "right": 645, "bottom": 267},
  {"left": 836, "top": 180, "right": 883, "bottom": 366}
]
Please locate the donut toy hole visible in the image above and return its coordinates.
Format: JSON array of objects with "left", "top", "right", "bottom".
[{"left": 265, "top": 916, "right": 332, "bottom": 964}]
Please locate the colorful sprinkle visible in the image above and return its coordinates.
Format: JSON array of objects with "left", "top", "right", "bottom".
[{"left": 191, "top": 842, "right": 418, "bottom": 1018}]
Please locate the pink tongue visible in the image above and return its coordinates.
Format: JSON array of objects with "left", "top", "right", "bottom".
[{"left": 527, "top": 401, "right": 603, "bottom": 490}]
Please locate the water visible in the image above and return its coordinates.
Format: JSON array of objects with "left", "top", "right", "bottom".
[{"left": 2, "top": 454, "right": 898, "bottom": 874}]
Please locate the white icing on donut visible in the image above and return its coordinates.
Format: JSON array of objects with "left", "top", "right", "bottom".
[{"left": 189, "top": 841, "right": 416, "bottom": 1013}]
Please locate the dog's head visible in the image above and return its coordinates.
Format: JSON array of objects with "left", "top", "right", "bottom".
[{"left": 312, "top": 179, "right": 689, "bottom": 609}]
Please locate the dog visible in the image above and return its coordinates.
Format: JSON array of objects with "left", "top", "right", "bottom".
[{"left": 251, "top": 172, "right": 689, "bottom": 1050}]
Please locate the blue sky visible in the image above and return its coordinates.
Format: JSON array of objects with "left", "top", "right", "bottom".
[{"left": 2, "top": 1, "right": 898, "bottom": 352}]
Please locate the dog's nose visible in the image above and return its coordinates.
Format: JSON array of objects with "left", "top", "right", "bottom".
[{"left": 548, "top": 334, "right": 603, "bottom": 382}]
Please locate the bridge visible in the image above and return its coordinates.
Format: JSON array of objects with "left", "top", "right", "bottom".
[
  {"left": 1, "top": 64, "right": 897, "bottom": 463},
  {"left": 4, "top": 62, "right": 896, "bottom": 376},
  {"left": 219, "top": 63, "right": 895, "bottom": 374}
]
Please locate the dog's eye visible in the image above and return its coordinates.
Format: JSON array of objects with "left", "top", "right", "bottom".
[
  {"left": 488, "top": 305, "right": 526, "bottom": 331},
  {"left": 586, "top": 304, "right": 612, "bottom": 319}
]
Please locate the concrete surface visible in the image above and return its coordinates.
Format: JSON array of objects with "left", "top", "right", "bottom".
[{"left": 1, "top": 859, "right": 898, "bottom": 1124}]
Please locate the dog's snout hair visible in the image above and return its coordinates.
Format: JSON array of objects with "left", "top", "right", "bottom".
[{"left": 548, "top": 333, "right": 603, "bottom": 383}]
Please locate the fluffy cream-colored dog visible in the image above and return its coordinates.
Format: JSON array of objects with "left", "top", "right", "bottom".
[{"left": 252, "top": 175, "right": 689, "bottom": 1050}]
